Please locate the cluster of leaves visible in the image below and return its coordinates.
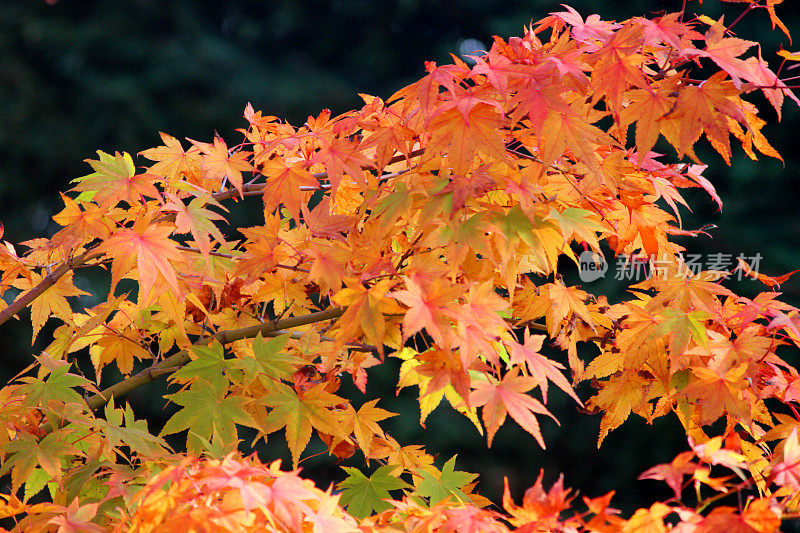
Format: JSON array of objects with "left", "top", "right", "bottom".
[{"left": 2, "top": 0, "right": 800, "bottom": 530}]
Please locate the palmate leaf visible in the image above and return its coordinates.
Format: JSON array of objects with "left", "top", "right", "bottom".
[
  {"left": 337, "top": 464, "right": 410, "bottom": 518},
  {"left": 17, "top": 363, "right": 91, "bottom": 407},
  {"left": 415, "top": 455, "right": 477, "bottom": 504},
  {"left": 71, "top": 150, "right": 161, "bottom": 207},
  {"left": 259, "top": 382, "right": 346, "bottom": 468},
  {"left": 101, "top": 401, "right": 168, "bottom": 457},
  {"left": 161, "top": 379, "right": 257, "bottom": 453},
  {"left": 172, "top": 340, "right": 230, "bottom": 389},
  {"left": 230, "top": 333, "right": 301, "bottom": 386},
  {"left": 162, "top": 192, "right": 228, "bottom": 260},
  {"left": 0, "top": 432, "right": 79, "bottom": 493}
]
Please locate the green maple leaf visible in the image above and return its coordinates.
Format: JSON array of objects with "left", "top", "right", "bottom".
[
  {"left": 101, "top": 400, "right": 168, "bottom": 456},
  {"left": 18, "top": 364, "right": 90, "bottom": 407},
  {"left": 337, "top": 464, "right": 410, "bottom": 518},
  {"left": 161, "top": 379, "right": 256, "bottom": 453},
  {"left": 172, "top": 341, "right": 230, "bottom": 388},
  {"left": 0, "top": 432, "right": 79, "bottom": 493},
  {"left": 231, "top": 333, "right": 301, "bottom": 386},
  {"left": 415, "top": 455, "right": 477, "bottom": 504}
]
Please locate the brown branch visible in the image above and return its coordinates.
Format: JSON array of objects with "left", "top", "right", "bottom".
[
  {"left": 84, "top": 306, "right": 345, "bottom": 412},
  {"left": 0, "top": 248, "right": 101, "bottom": 328}
]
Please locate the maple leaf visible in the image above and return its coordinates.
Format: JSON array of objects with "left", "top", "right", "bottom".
[
  {"left": 340, "top": 399, "right": 396, "bottom": 454},
  {"left": 71, "top": 150, "right": 162, "bottom": 207},
  {"left": 231, "top": 333, "right": 302, "bottom": 387},
  {"left": 638, "top": 451, "right": 697, "bottom": 499},
  {"left": 415, "top": 456, "right": 477, "bottom": 504},
  {"left": 47, "top": 499, "right": 105, "bottom": 533},
  {"left": 306, "top": 241, "right": 350, "bottom": 295},
  {"left": 189, "top": 135, "right": 253, "bottom": 195},
  {"left": 547, "top": 4, "right": 621, "bottom": 42},
  {"left": 696, "top": 19, "right": 757, "bottom": 89},
  {"left": 414, "top": 348, "right": 474, "bottom": 405},
  {"left": 470, "top": 369, "right": 556, "bottom": 448},
  {"left": 508, "top": 329, "right": 581, "bottom": 405},
  {"left": 392, "top": 276, "right": 462, "bottom": 346},
  {"left": 309, "top": 136, "right": 373, "bottom": 192},
  {"left": 18, "top": 363, "right": 91, "bottom": 407},
  {"left": 633, "top": 261, "right": 734, "bottom": 314},
  {"left": 162, "top": 193, "right": 228, "bottom": 260},
  {"left": 358, "top": 101, "right": 416, "bottom": 173},
  {"left": 259, "top": 382, "right": 346, "bottom": 468},
  {"left": 621, "top": 77, "right": 679, "bottom": 158},
  {"left": 139, "top": 132, "right": 202, "bottom": 184},
  {"left": 0, "top": 432, "right": 80, "bottom": 492},
  {"left": 734, "top": 257, "right": 799, "bottom": 289},
  {"left": 659, "top": 72, "right": 745, "bottom": 163},
  {"left": 337, "top": 464, "right": 410, "bottom": 518},
  {"left": 302, "top": 197, "right": 354, "bottom": 241},
  {"left": 12, "top": 271, "right": 88, "bottom": 344},
  {"left": 393, "top": 347, "right": 482, "bottom": 430},
  {"left": 653, "top": 309, "right": 711, "bottom": 361},
  {"left": 171, "top": 341, "right": 230, "bottom": 388},
  {"left": 773, "top": 428, "right": 800, "bottom": 490},
  {"left": 545, "top": 281, "right": 595, "bottom": 337},
  {"left": 588, "top": 24, "right": 648, "bottom": 118},
  {"left": 586, "top": 371, "right": 650, "bottom": 446},
  {"left": 97, "top": 222, "right": 184, "bottom": 299},
  {"left": 682, "top": 363, "right": 751, "bottom": 425},
  {"left": 434, "top": 165, "right": 497, "bottom": 213},
  {"left": 260, "top": 158, "right": 318, "bottom": 219},
  {"left": 424, "top": 90, "right": 510, "bottom": 175},
  {"left": 502, "top": 470, "right": 576, "bottom": 530},
  {"left": 538, "top": 103, "right": 617, "bottom": 182},
  {"left": 331, "top": 278, "right": 404, "bottom": 351},
  {"left": 92, "top": 332, "right": 152, "bottom": 376},
  {"left": 161, "top": 379, "right": 256, "bottom": 453},
  {"left": 100, "top": 401, "right": 168, "bottom": 457},
  {"left": 545, "top": 207, "right": 605, "bottom": 251},
  {"left": 51, "top": 193, "right": 116, "bottom": 247}
]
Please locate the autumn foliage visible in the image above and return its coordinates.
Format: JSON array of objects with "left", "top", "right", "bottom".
[{"left": 3, "top": 1, "right": 800, "bottom": 530}]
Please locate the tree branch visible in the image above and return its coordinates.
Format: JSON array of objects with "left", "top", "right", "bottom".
[
  {"left": 0, "top": 248, "right": 100, "bottom": 328},
  {"left": 84, "top": 306, "right": 345, "bottom": 411}
]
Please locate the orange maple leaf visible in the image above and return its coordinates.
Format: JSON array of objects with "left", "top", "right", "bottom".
[
  {"left": 139, "top": 132, "right": 201, "bottom": 184},
  {"left": 470, "top": 369, "right": 557, "bottom": 448},
  {"left": 425, "top": 91, "right": 509, "bottom": 175},
  {"left": 97, "top": 223, "right": 184, "bottom": 299},
  {"left": 509, "top": 329, "right": 582, "bottom": 405},
  {"left": 162, "top": 193, "right": 228, "bottom": 260},
  {"left": 332, "top": 278, "right": 403, "bottom": 352},
  {"left": 12, "top": 271, "right": 89, "bottom": 344},
  {"left": 189, "top": 135, "right": 253, "bottom": 195},
  {"left": 392, "top": 276, "right": 462, "bottom": 346},
  {"left": 260, "top": 158, "right": 318, "bottom": 219},
  {"left": 72, "top": 151, "right": 162, "bottom": 207}
]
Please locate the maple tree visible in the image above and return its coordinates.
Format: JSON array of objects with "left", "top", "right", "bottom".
[{"left": 2, "top": 1, "right": 800, "bottom": 530}]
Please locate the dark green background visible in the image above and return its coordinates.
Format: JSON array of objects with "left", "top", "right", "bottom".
[{"left": 1, "top": 0, "right": 798, "bottom": 517}]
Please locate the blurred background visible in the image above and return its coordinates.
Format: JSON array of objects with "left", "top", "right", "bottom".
[{"left": 1, "top": 0, "right": 798, "bottom": 517}]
